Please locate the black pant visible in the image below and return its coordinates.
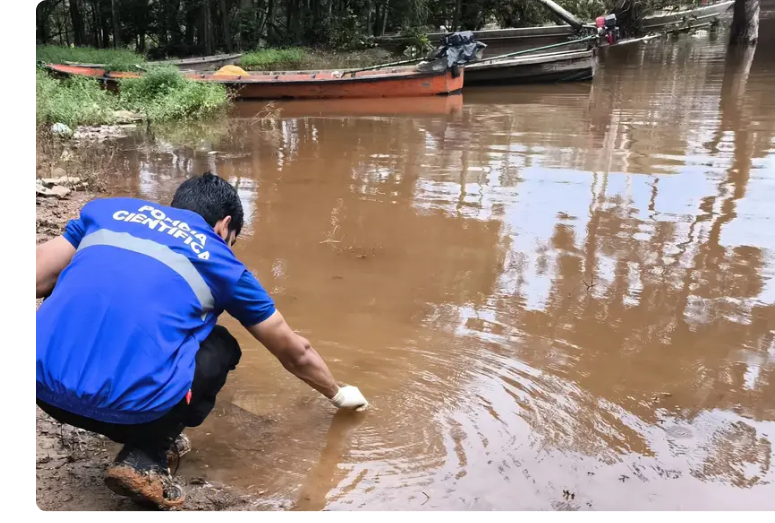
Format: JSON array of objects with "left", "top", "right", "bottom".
[{"left": 37, "top": 325, "right": 241, "bottom": 453}]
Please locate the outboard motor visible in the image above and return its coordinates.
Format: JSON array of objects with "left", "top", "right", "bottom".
[
  {"left": 417, "top": 31, "right": 486, "bottom": 75},
  {"left": 596, "top": 13, "right": 620, "bottom": 45}
]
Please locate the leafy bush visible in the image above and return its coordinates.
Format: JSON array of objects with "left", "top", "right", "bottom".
[
  {"left": 36, "top": 45, "right": 145, "bottom": 72},
  {"left": 327, "top": 11, "right": 369, "bottom": 50},
  {"left": 36, "top": 68, "right": 116, "bottom": 127},
  {"left": 36, "top": 65, "right": 230, "bottom": 127},
  {"left": 119, "top": 66, "right": 230, "bottom": 122},
  {"left": 238, "top": 48, "right": 308, "bottom": 70}
]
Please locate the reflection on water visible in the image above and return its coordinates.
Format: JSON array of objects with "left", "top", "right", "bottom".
[{"left": 110, "top": 24, "right": 775, "bottom": 510}]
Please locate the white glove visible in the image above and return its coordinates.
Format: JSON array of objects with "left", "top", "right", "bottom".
[{"left": 331, "top": 385, "right": 368, "bottom": 411}]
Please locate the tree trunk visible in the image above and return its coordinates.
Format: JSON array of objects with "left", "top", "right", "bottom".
[
  {"left": 111, "top": 0, "right": 121, "bottom": 48},
  {"left": 266, "top": 0, "right": 275, "bottom": 42},
  {"left": 203, "top": 0, "right": 214, "bottom": 54},
  {"left": 36, "top": 1, "right": 53, "bottom": 43},
  {"left": 90, "top": 0, "right": 100, "bottom": 46},
  {"left": 59, "top": 11, "right": 70, "bottom": 46},
  {"left": 381, "top": 0, "right": 390, "bottom": 36},
  {"left": 730, "top": 0, "right": 760, "bottom": 45},
  {"left": 100, "top": 0, "right": 111, "bottom": 48},
  {"left": 185, "top": 0, "right": 198, "bottom": 45},
  {"left": 69, "top": 0, "right": 86, "bottom": 45},
  {"left": 285, "top": 0, "right": 292, "bottom": 34},
  {"left": 219, "top": 0, "right": 233, "bottom": 52},
  {"left": 137, "top": 0, "right": 149, "bottom": 52}
]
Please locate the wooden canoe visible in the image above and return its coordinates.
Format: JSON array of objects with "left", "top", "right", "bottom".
[
  {"left": 464, "top": 49, "right": 596, "bottom": 85},
  {"left": 63, "top": 53, "right": 243, "bottom": 72},
  {"left": 641, "top": 1, "right": 734, "bottom": 32},
  {"left": 45, "top": 64, "right": 464, "bottom": 100}
]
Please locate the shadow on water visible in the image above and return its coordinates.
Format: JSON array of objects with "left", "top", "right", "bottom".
[{"left": 102, "top": 13, "right": 775, "bottom": 510}]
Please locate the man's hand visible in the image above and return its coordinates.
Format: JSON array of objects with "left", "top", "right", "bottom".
[{"left": 331, "top": 385, "right": 368, "bottom": 411}]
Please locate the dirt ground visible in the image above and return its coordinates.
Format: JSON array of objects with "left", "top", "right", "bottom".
[{"left": 35, "top": 191, "right": 265, "bottom": 511}]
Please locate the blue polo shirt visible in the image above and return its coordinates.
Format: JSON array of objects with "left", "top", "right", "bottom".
[{"left": 36, "top": 197, "right": 275, "bottom": 424}]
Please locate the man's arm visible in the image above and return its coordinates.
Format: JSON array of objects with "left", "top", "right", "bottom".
[
  {"left": 228, "top": 271, "right": 368, "bottom": 410},
  {"left": 246, "top": 310, "right": 339, "bottom": 398},
  {"left": 36, "top": 236, "right": 76, "bottom": 299}
]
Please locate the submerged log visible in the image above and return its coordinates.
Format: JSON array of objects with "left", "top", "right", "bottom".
[{"left": 729, "top": 0, "right": 760, "bottom": 45}]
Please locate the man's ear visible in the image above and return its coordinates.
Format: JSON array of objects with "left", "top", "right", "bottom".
[{"left": 214, "top": 216, "right": 232, "bottom": 241}]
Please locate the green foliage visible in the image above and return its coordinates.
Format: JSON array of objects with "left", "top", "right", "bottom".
[
  {"left": 398, "top": 26, "right": 433, "bottom": 57},
  {"left": 119, "top": 66, "right": 230, "bottom": 122},
  {"left": 36, "top": 1, "right": 701, "bottom": 58},
  {"left": 36, "top": 68, "right": 116, "bottom": 127},
  {"left": 326, "top": 10, "right": 371, "bottom": 50},
  {"left": 36, "top": 65, "right": 230, "bottom": 127},
  {"left": 238, "top": 48, "right": 308, "bottom": 70},
  {"left": 240, "top": 46, "right": 389, "bottom": 70},
  {"left": 36, "top": 45, "right": 145, "bottom": 71}
]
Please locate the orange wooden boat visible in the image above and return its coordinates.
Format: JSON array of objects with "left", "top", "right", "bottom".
[{"left": 45, "top": 63, "right": 464, "bottom": 100}]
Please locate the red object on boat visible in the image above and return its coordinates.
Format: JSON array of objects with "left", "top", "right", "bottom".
[{"left": 44, "top": 63, "right": 464, "bottom": 100}]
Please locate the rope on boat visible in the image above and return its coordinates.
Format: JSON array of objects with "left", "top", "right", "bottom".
[{"left": 476, "top": 34, "right": 598, "bottom": 64}]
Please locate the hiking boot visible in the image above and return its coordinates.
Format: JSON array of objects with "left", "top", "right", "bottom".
[
  {"left": 105, "top": 445, "right": 185, "bottom": 509},
  {"left": 167, "top": 433, "right": 192, "bottom": 464}
]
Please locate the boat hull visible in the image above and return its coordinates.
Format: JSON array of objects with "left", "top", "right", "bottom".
[
  {"left": 45, "top": 64, "right": 464, "bottom": 100},
  {"left": 464, "top": 50, "right": 596, "bottom": 85},
  {"left": 218, "top": 71, "right": 462, "bottom": 99},
  {"left": 156, "top": 53, "right": 243, "bottom": 71},
  {"left": 63, "top": 53, "right": 244, "bottom": 72},
  {"left": 641, "top": 1, "right": 734, "bottom": 32}
]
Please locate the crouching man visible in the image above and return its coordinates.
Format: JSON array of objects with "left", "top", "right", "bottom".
[{"left": 36, "top": 173, "right": 367, "bottom": 508}]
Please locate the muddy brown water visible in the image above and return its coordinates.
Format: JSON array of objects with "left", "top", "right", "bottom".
[{"left": 107, "top": 20, "right": 775, "bottom": 510}]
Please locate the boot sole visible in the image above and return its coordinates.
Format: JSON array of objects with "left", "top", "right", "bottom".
[{"left": 105, "top": 465, "right": 185, "bottom": 509}]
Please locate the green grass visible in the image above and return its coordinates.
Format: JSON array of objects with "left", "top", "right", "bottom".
[
  {"left": 238, "top": 47, "right": 393, "bottom": 71},
  {"left": 36, "top": 66, "right": 230, "bottom": 127},
  {"left": 36, "top": 68, "right": 116, "bottom": 127},
  {"left": 119, "top": 66, "right": 230, "bottom": 122},
  {"left": 36, "top": 45, "right": 145, "bottom": 72},
  {"left": 238, "top": 48, "right": 308, "bottom": 70}
]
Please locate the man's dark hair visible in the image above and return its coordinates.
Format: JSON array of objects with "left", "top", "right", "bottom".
[{"left": 171, "top": 172, "right": 244, "bottom": 237}]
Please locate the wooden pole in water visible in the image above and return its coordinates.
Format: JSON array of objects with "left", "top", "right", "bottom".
[{"left": 729, "top": 0, "right": 759, "bottom": 45}]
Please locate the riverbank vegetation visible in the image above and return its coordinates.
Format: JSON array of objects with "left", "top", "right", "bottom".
[
  {"left": 36, "top": 44, "right": 145, "bottom": 70},
  {"left": 37, "top": 1, "right": 705, "bottom": 56},
  {"left": 237, "top": 47, "right": 391, "bottom": 70},
  {"left": 36, "top": 65, "right": 229, "bottom": 128}
]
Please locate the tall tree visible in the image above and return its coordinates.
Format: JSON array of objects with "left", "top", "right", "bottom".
[
  {"left": 111, "top": 0, "right": 121, "bottom": 47},
  {"left": 203, "top": 0, "right": 214, "bottom": 54},
  {"left": 69, "top": 0, "right": 87, "bottom": 45},
  {"left": 729, "top": 0, "right": 759, "bottom": 46},
  {"left": 220, "top": 0, "right": 233, "bottom": 52}
]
